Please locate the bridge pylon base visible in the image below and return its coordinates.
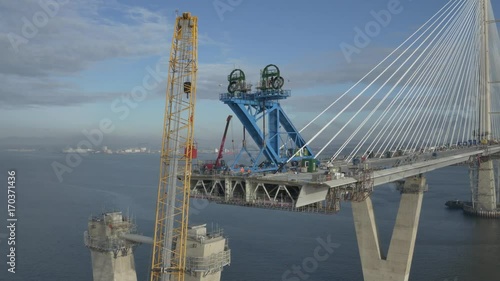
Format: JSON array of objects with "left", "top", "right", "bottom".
[
  {"left": 476, "top": 157, "right": 497, "bottom": 211},
  {"left": 352, "top": 175, "right": 426, "bottom": 281}
]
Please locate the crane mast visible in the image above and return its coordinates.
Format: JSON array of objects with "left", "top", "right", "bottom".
[{"left": 150, "top": 12, "right": 198, "bottom": 281}]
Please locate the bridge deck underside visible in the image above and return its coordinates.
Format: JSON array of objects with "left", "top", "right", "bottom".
[{"left": 190, "top": 176, "right": 342, "bottom": 214}]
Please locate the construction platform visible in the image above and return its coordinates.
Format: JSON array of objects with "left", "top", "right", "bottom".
[{"left": 190, "top": 166, "right": 374, "bottom": 214}]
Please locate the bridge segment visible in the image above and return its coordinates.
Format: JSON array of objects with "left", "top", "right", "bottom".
[{"left": 190, "top": 145, "right": 500, "bottom": 212}]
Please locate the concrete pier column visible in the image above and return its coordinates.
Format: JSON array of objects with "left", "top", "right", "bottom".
[
  {"left": 224, "top": 178, "right": 231, "bottom": 201},
  {"left": 477, "top": 158, "right": 497, "bottom": 211},
  {"left": 245, "top": 180, "right": 255, "bottom": 202},
  {"left": 84, "top": 212, "right": 138, "bottom": 281},
  {"left": 352, "top": 175, "right": 426, "bottom": 281}
]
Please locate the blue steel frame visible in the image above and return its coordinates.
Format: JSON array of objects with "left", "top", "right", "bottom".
[{"left": 220, "top": 89, "right": 315, "bottom": 172}]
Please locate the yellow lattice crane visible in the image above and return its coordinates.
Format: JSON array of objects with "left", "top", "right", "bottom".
[{"left": 150, "top": 12, "right": 198, "bottom": 281}]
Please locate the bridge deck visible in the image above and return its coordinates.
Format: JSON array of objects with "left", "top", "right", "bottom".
[{"left": 190, "top": 145, "right": 500, "bottom": 213}]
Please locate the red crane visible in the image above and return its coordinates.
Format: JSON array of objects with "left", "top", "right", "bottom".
[{"left": 215, "top": 115, "right": 233, "bottom": 168}]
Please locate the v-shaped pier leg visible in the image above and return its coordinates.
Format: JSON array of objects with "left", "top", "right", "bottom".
[
  {"left": 477, "top": 158, "right": 497, "bottom": 211},
  {"left": 352, "top": 175, "right": 426, "bottom": 281}
]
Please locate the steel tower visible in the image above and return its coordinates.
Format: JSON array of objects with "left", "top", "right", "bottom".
[{"left": 220, "top": 65, "right": 315, "bottom": 172}]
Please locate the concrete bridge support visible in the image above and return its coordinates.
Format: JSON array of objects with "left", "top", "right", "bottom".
[
  {"left": 352, "top": 175, "right": 426, "bottom": 281},
  {"left": 245, "top": 179, "right": 255, "bottom": 202},
  {"left": 477, "top": 158, "right": 497, "bottom": 211},
  {"left": 225, "top": 178, "right": 231, "bottom": 201},
  {"left": 84, "top": 212, "right": 138, "bottom": 281}
]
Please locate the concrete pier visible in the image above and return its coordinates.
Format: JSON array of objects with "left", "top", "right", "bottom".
[
  {"left": 185, "top": 224, "right": 231, "bottom": 281},
  {"left": 477, "top": 158, "right": 497, "bottom": 211},
  {"left": 84, "top": 212, "right": 139, "bottom": 281},
  {"left": 352, "top": 175, "right": 426, "bottom": 281},
  {"left": 85, "top": 212, "right": 230, "bottom": 281}
]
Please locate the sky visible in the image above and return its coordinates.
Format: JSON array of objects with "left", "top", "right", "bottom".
[{"left": 1, "top": 0, "right": 500, "bottom": 149}]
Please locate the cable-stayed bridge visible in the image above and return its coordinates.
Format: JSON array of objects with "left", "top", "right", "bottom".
[{"left": 190, "top": 0, "right": 500, "bottom": 280}]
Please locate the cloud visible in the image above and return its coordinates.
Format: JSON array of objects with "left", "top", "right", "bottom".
[
  {"left": 0, "top": 0, "right": 257, "bottom": 108},
  {"left": 0, "top": 74, "right": 126, "bottom": 108},
  {"left": 1, "top": 0, "right": 171, "bottom": 76},
  {"left": 0, "top": 0, "right": 173, "bottom": 108},
  {"left": 0, "top": 0, "right": 408, "bottom": 109},
  {"left": 281, "top": 46, "right": 394, "bottom": 87},
  {"left": 195, "top": 46, "right": 400, "bottom": 102}
]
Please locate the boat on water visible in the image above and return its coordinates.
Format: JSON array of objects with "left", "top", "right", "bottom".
[{"left": 445, "top": 199, "right": 465, "bottom": 209}]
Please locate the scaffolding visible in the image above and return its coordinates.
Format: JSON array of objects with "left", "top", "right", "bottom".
[
  {"left": 345, "top": 164, "right": 374, "bottom": 202},
  {"left": 83, "top": 231, "right": 139, "bottom": 258},
  {"left": 83, "top": 212, "right": 141, "bottom": 258},
  {"left": 185, "top": 250, "right": 231, "bottom": 275}
]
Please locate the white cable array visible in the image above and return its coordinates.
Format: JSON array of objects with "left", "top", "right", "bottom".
[
  {"left": 347, "top": 0, "right": 472, "bottom": 159},
  {"left": 317, "top": 0, "right": 465, "bottom": 160},
  {"left": 286, "top": 0, "right": 459, "bottom": 163},
  {"left": 292, "top": 0, "right": 500, "bottom": 163},
  {"left": 412, "top": 1, "right": 478, "bottom": 151},
  {"left": 333, "top": 0, "right": 473, "bottom": 161},
  {"left": 383, "top": 0, "right": 479, "bottom": 156}
]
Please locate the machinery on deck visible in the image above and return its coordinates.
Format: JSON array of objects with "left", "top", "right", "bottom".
[
  {"left": 215, "top": 115, "right": 233, "bottom": 168},
  {"left": 219, "top": 64, "right": 315, "bottom": 173},
  {"left": 150, "top": 12, "right": 198, "bottom": 281},
  {"left": 227, "top": 69, "right": 250, "bottom": 94},
  {"left": 259, "top": 64, "right": 284, "bottom": 91},
  {"left": 202, "top": 115, "right": 233, "bottom": 173}
]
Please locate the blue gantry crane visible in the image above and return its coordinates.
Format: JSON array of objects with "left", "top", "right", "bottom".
[{"left": 220, "top": 64, "right": 315, "bottom": 172}]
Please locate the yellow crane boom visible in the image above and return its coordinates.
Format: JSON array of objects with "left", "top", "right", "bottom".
[{"left": 150, "top": 12, "right": 198, "bottom": 281}]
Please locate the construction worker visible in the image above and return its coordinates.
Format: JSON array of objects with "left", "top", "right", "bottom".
[{"left": 240, "top": 167, "right": 245, "bottom": 174}]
